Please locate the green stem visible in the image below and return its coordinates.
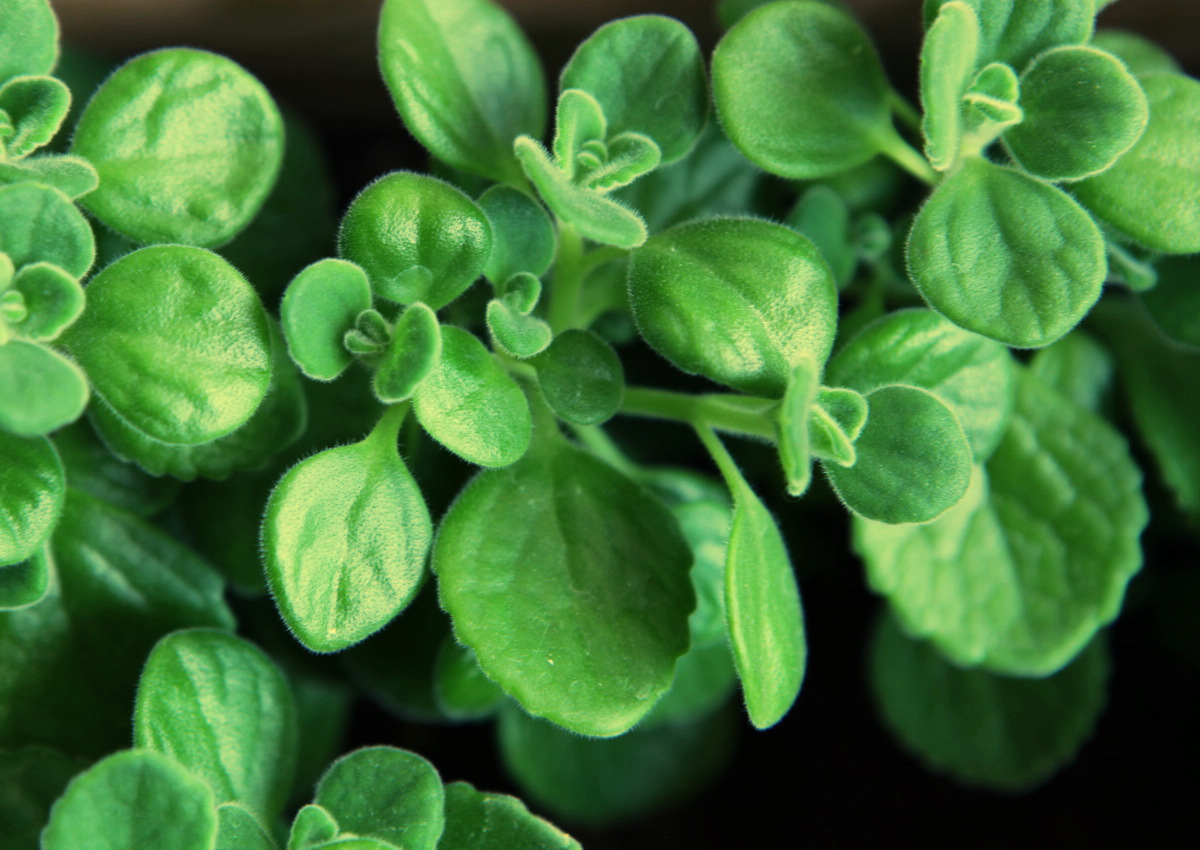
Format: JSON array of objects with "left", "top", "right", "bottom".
[
  {"left": 620, "top": 387, "right": 778, "bottom": 442},
  {"left": 548, "top": 222, "right": 585, "bottom": 333},
  {"left": 579, "top": 245, "right": 627, "bottom": 274},
  {"left": 889, "top": 90, "right": 922, "bottom": 133},
  {"left": 571, "top": 424, "right": 641, "bottom": 479},
  {"left": 693, "top": 423, "right": 745, "bottom": 494},
  {"left": 369, "top": 400, "right": 410, "bottom": 447},
  {"left": 876, "top": 126, "right": 938, "bottom": 187}
]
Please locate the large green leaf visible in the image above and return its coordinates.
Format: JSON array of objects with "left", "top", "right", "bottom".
[
  {"left": 440, "top": 781, "right": 580, "bottom": 849},
  {"left": 71, "top": 48, "right": 284, "bottom": 247},
  {"left": 434, "top": 438, "right": 694, "bottom": 737},
  {"left": 216, "top": 803, "right": 276, "bottom": 850},
  {"left": 0, "top": 431, "right": 63, "bottom": 566}
]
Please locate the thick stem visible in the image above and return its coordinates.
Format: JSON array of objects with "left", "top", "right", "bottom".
[
  {"left": 547, "top": 222, "right": 585, "bottom": 333},
  {"left": 876, "top": 125, "right": 938, "bottom": 187},
  {"left": 620, "top": 387, "right": 778, "bottom": 442}
]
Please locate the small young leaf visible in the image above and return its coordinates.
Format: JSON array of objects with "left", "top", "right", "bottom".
[
  {"left": 551, "top": 89, "right": 607, "bottom": 181},
  {"left": 712, "top": 1, "right": 893, "bottom": 178},
  {"left": 1090, "top": 29, "right": 1181, "bottom": 79},
  {"left": 533, "top": 328, "right": 623, "bottom": 425},
  {"left": 41, "top": 750, "right": 217, "bottom": 850},
  {"left": 441, "top": 781, "right": 581, "bottom": 850},
  {"left": 871, "top": 615, "right": 1109, "bottom": 791},
  {"left": 907, "top": 158, "right": 1106, "bottom": 347},
  {"left": 776, "top": 357, "right": 818, "bottom": 497},
  {"left": 0, "top": 341, "right": 88, "bottom": 437},
  {"left": 434, "top": 438, "right": 694, "bottom": 737},
  {"left": 1073, "top": 72, "right": 1200, "bottom": 254},
  {"left": 290, "top": 804, "right": 340, "bottom": 850},
  {"left": 577, "top": 131, "right": 660, "bottom": 193},
  {"left": 962, "top": 61, "right": 1022, "bottom": 131},
  {"left": 0, "top": 75, "right": 70, "bottom": 158},
  {"left": 0, "top": 153, "right": 100, "bottom": 198},
  {"left": 412, "top": 325, "right": 531, "bottom": 467},
  {"left": 808, "top": 401, "right": 857, "bottom": 468},
  {"left": 827, "top": 309, "right": 1015, "bottom": 461},
  {"left": 560, "top": 15, "right": 708, "bottom": 165},
  {"left": 216, "top": 803, "right": 275, "bottom": 850},
  {"left": 263, "top": 412, "right": 432, "bottom": 653},
  {"left": 926, "top": 0, "right": 1093, "bottom": 71},
  {"left": 60, "top": 245, "right": 272, "bottom": 445},
  {"left": 0, "top": 431, "right": 63, "bottom": 566},
  {"left": 0, "top": 0, "right": 58, "bottom": 84},
  {"left": 486, "top": 298, "right": 552, "bottom": 360},
  {"left": 10, "top": 261, "right": 83, "bottom": 341},
  {"left": 71, "top": 48, "right": 283, "bottom": 247},
  {"left": 134, "top": 629, "right": 298, "bottom": 824},
  {"left": 434, "top": 638, "right": 505, "bottom": 721},
  {"left": 378, "top": 0, "right": 546, "bottom": 185},
  {"left": 629, "top": 217, "right": 837, "bottom": 397},
  {"left": 1004, "top": 46, "right": 1149, "bottom": 182},
  {"left": 0, "top": 181, "right": 94, "bottom": 278},
  {"left": 374, "top": 302, "right": 442, "bottom": 404},
  {"left": 478, "top": 186, "right": 555, "bottom": 285},
  {"left": 314, "top": 746, "right": 445, "bottom": 849},
  {"left": 282, "top": 258, "right": 373, "bottom": 382},
  {"left": 920, "top": 1, "right": 981, "bottom": 171},
  {"left": 0, "top": 550, "right": 50, "bottom": 610},
  {"left": 338, "top": 171, "right": 492, "bottom": 308}
]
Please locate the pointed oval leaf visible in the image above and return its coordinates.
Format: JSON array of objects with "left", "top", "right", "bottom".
[
  {"left": 0, "top": 181, "right": 93, "bottom": 277},
  {"left": 61, "top": 245, "right": 272, "bottom": 445},
  {"left": 374, "top": 302, "right": 442, "bottom": 404},
  {"left": 0, "top": 75, "right": 70, "bottom": 158},
  {"left": 10, "top": 261, "right": 83, "bottom": 342},
  {"left": 314, "top": 746, "right": 445, "bottom": 849},
  {"left": 1073, "top": 72, "right": 1200, "bottom": 254},
  {"left": 434, "top": 439, "right": 694, "bottom": 736},
  {"left": 907, "top": 158, "right": 1106, "bottom": 348},
  {"left": 338, "top": 172, "right": 492, "bottom": 309},
  {"left": 441, "top": 781, "right": 581, "bottom": 850},
  {"left": 71, "top": 48, "right": 284, "bottom": 247},
  {"left": 263, "top": 417, "right": 432, "bottom": 653},
  {"left": 560, "top": 15, "right": 707, "bottom": 165},
  {"left": 712, "top": 1, "right": 893, "bottom": 178},
  {"left": 378, "top": 0, "right": 546, "bottom": 185},
  {"left": 282, "top": 258, "right": 373, "bottom": 382},
  {"left": 533, "top": 328, "right": 623, "bottom": 425},
  {"left": 0, "top": 0, "right": 58, "bottom": 84},
  {"left": 921, "top": 1, "right": 981, "bottom": 171},
  {"left": 629, "top": 217, "right": 837, "bottom": 397},
  {"left": 134, "top": 629, "right": 298, "bottom": 824},
  {"left": 0, "top": 431, "right": 62, "bottom": 566},
  {"left": 0, "top": 153, "right": 100, "bottom": 199},
  {"left": 412, "top": 325, "right": 530, "bottom": 467},
  {"left": 855, "top": 368, "right": 1147, "bottom": 675},
  {"left": 0, "top": 340, "right": 88, "bottom": 436},
  {"left": 478, "top": 186, "right": 554, "bottom": 285},
  {"left": 1004, "top": 46, "right": 1149, "bottom": 181},
  {"left": 216, "top": 803, "right": 275, "bottom": 850}
]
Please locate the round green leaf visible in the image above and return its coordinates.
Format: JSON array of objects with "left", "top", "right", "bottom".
[
  {"left": 378, "top": 0, "right": 546, "bottom": 184},
  {"left": 0, "top": 181, "right": 93, "bottom": 278},
  {"left": 871, "top": 616, "right": 1108, "bottom": 791},
  {"left": 412, "top": 325, "right": 530, "bottom": 467},
  {"left": 712, "top": 1, "right": 893, "bottom": 179},
  {"left": 920, "top": 1, "right": 981, "bottom": 171},
  {"left": 71, "top": 48, "right": 284, "bottom": 247},
  {"left": 441, "top": 781, "right": 581, "bottom": 850},
  {"left": 629, "top": 217, "right": 837, "bottom": 397},
  {"left": 263, "top": 414, "right": 432, "bottom": 653},
  {"left": 434, "top": 439, "right": 694, "bottom": 737},
  {"left": 134, "top": 629, "right": 298, "bottom": 824},
  {"left": 0, "top": 341, "right": 88, "bottom": 437},
  {"left": 1073, "top": 73, "right": 1200, "bottom": 254},
  {"left": 0, "top": 431, "right": 62, "bottom": 565},
  {"left": 41, "top": 749, "right": 218, "bottom": 850},
  {"left": 282, "top": 259, "right": 373, "bottom": 382},
  {"left": 560, "top": 15, "right": 707, "bottom": 165},
  {"left": 1004, "top": 46, "right": 1149, "bottom": 182},
  {"left": 216, "top": 803, "right": 275, "bottom": 850},
  {"left": 827, "top": 308, "right": 1015, "bottom": 461},
  {"left": 61, "top": 245, "right": 272, "bottom": 445},
  {"left": 0, "top": 0, "right": 58, "bottom": 84},
  {"left": 855, "top": 368, "right": 1147, "bottom": 675},
  {"left": 486, "top": 298, "right": 552, "bottom": 360},
  {"left": 533, "top": 329, "right": 623, "bottom": 425},
  {"left": 338, "top": 171, "right": 492, "bottom": 309},
  {"left": 907, "top": 158, "right": 1106, "bottom": 348},
  {"left": 314, "top": 746, "right": 445, "bottom": 849},
  {"left": 10, "top": 262, "right": 84, "bottom": 342},
  {"left": 478, "top": 185, "right": 555, "bottom": 285},
  {"left": 0, "top": 75, "right": 71, "bottom": 159},
  {"left": 825, "top": 385, "right": 972, "bottom": 524}
]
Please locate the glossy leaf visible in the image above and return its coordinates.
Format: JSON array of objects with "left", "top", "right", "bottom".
[
  {"left": 477, "top": 186, "right": 554, "bottom": 285},
  {"left": 134, "top": 629, "right": 298, "bottom": 823},
  {"left": 441, "top": 781, "right": 581, "bottom": 850},
  {"left": 434, "top": 438, "right": 694, "bottom": 736},
  {"left": 0, "top": 0, "right": 58, "bottom": 84},
  {"left": 712, "top": 1, "right": 894, "bottom": 178},
  {"left": 263, "top": 411, "right": 432, "bottom": 653},
  {"left": 434, "top": 638, "right": 505, "bottom": 720},
  {"left": 0, "top": 153, "right": 99, "bottom": 198},
  {"left": 338, "top": 172, "right": 492, "bottom": 309},
  {"left": 560, "top": 15, "right": 707, "bottom": 165},
  {"left": 1073, "top": 73, "right": 1200, "bottom": 254},
  {"left": 0, "top": 746, "right": 83, "bottom": 850},
  {"left": 61, "top": 245, "right": 272, "bottom": 445},
  {"left": 920, "top": 1, "right": 980, "bottom": 171},
  {"left": 855, "top": 368, "right": 1147, "bottom": 675},
  {"left": 314, "top": 746, "right": 445, "bottom": 849},
  {"left": 0, "top": 181, "right": 93, "bottom": 277},
  {"left": 0, "top": 431, "right": 62, "bottom": 566},
  {"left": 533, "top": 328, "right": 623, "bottom": 425},
  {"left": 1005, "top": 46, "right": 1148, "bottom": 182},
  {"left": 290, "top": 804, "right": 340, "bottom": 849},
  {"left": 872, "top": 616, "right": 1108, "bottom": 790},
  {"left": 374, "top": 303, "right": 442, "bottom": 404},
  {"left": 71, "top": 48, "right": 284, "bottom": 247},
  {"left": 0, "top": 340, "right": 88, "bottom": 437},
  {"left": 926, "top": 0, "right": 1093, "bottom": 71},
  {"left": 0, "top": 75, "right": 70, "bottom": 158},
  {"left": 378, "top": 0, "right": 546, "bottom": 185},
  {"left": 0, "top": 550, "right": 50, "bottom": 610},
  {"left": 629, "top": 217, "right": 837, "bottom": 397},
  {"left": 41, "top": 750, "right": 217, "bottom": 850},
  {"left": 10, "top": 262, "right": 84, "bottom": 342},
  {"left": 216, "top": 803, "right": 276, "bottom": 850},
  {"left": 827, "top": 308, "right": 1015, "bottom": 461},
  {"left": 907, "top": 158, "right": 1106, "bottom": 347},
  {"left": 282, "top": 258, "right": 373, "bottom": 381},
  {"left": 412, "top": 326, "right": 530, "bottom": 467}
]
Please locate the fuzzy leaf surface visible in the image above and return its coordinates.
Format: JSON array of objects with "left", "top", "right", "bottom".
[
  {"left": 477, "top": 186, "right": 554, "bottom": 285},
  {"left": 533, "top": 329, "right": 623, "bottom": 425},
  {"left": 441, "top": 781, "right": 580, "bottom": 849},
  {"left": 0, "top": 181, "right": 93, "bottom": 277},
  {"left": 0, "top": 431, "right": 63, "bottom": 566},
  {"left": 920, "top": 1, "right": 980, "bottom": 170},
  {"left": 282, "top": 258, "right": 373, "bottom": 381},
  {"left": 0, "top": 0, "right": 58, "bottom": 84},
  {"left": 0, "top": 340, "right": 88, "bottom": 437}
]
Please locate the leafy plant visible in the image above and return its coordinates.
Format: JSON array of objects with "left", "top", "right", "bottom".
[{"left": 1, "top": 0, "right": 1198, "bottom": 844}]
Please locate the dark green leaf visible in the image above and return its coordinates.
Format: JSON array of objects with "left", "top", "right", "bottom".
[
  {"left": 1027, "top": 329, "right": 1113, "bottom": 413},
  {"left": 0, "top": 550, "right": 50, "bottom": 610},
  {"left": 52, "top": 421, "right": 179, "bottom": 517},
  {"left": 282, "top": 259, "right": 373, "bottom": 382},
  {"left": 434, "top": 638, "right": 505, "bottom": 720},
  {"left": 434, "top": 438, "right": 694, "bottom": 736},
  {"left": 786, "top": 186, "right": 854, "bottom": 288},
  {"left": 1140, "top": 255, "right": 1200, "bottom": 349},
  {"left": 629, "top": 217, "right": 837, "bottom": 397},
  {"left": 0, "top": 747, "right": 83, "bottom": 850},
  {"left": 0, "top": 0, "right": 58, "bottom": 84},
  {"left": 10, "top": 262, "right": 83, "bottom": 341},
  {"left": 216, "top": 803, "right": 276, "bottom": 850},
  {"left": 477, "top": 186, "right": 554, "bottom": 285},
  {"left": 440, "top": 781, "right": 581, "bottom": 849},
  {"left": 338, "top": 172, "right": 492, "bottom": 309},
  {"left": 920, "top": 1, "right": 981, "bottom": 171},
  {"left": 0, "top": 75, "right": 70, "bottom": 158},
  {"left": 0, "top": 340, "right": 88, "bottom": 437},
  {"left": 533, "top": 329, "right": 623, "bottom": 425},
  {"left": 0, "top": 181, "right": 93, "bottom": 277},
  {"left": 72, "top": 48, "right": 284, "bottom": 247},
  {"left": 907, "top": 158, "right": 1106, "bottom": 347},
  {"left": 61, "top": 245, "right": 272, "bottom": 445},
  {"left": 374, "top": 302, "right": 442, "bottom": 404},
  {"left": 0, "top": 430, "right": 62, "bottom": 566}
]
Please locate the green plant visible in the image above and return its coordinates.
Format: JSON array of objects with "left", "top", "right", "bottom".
[{"left": 2, "top": 0, "right": 1198, "bottom": 844}]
